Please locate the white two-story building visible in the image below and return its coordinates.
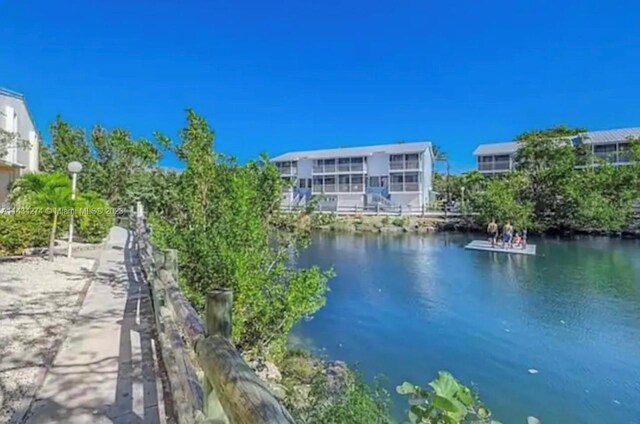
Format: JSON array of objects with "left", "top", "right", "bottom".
[
  {"left": 473, "top": 127, "right": 640, "bottom": 175},
  {"left": 0, "top": 87, "right": 39, "bottom": 206},
  {"left": 271, "top": 141, "right": 435, "bottom": 211}
]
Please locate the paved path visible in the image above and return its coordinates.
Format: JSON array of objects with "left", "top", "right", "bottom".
[{"left": 24, "top": 227, "right": 165, "bottom": 424}]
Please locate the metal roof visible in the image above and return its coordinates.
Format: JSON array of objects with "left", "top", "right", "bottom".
[
  {"left": 473, "top": 142, "right": 519, "bottom": 156},
  {"left": 579, "top": 127, "right": 640, "bottom": 144},
  {"left": 271, "top": 141, "right": 432, "bottom": 162},
  {"left": 473, "top": 126, "right": 640, "bottom": 156}
]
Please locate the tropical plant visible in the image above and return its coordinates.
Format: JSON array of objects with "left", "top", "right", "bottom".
[
  {"left": 13, "top": 172, "right": 73, "bottom": 261},
  {"left": 396, "top": 371, "right": 500, "bottom": 424}
]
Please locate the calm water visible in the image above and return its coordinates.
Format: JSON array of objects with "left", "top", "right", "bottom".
[{"left": 290, "top": 232, "right": 640, "bottom": 424}]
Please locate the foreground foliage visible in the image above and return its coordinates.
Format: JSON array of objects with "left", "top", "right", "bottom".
[
  {"left": 397, "top": 372, "right": 500, "bottom": 424},
  {"left": 279, "top": 349, "right": 394, "bottom": 424}
]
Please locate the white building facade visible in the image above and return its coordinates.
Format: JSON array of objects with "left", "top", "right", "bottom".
[
  {"left": 272, "top": 141, "right": 435, "bottom": 212},
  {"left": 473, "top": 127, "right": 640, "bottom": 175},
  {"left": 0, "top": 88, "right": 39, "bottom": 206}
]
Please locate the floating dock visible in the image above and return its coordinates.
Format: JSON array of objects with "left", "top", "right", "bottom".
[{"left": 465, "top": 240, "right": 537, "bottom": 256}]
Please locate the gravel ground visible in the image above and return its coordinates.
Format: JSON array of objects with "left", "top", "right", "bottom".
[{"left": 0, "top": 256, "right": 96, "bottom": 423}]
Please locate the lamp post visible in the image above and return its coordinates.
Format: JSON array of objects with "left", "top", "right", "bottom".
[{"left": 67, "top": 161, "right": 83, "bottom": 258}]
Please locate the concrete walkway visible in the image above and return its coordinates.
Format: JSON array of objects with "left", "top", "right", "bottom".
[{"left": 24, "top": 227, "right": 165, "bottom": 424}]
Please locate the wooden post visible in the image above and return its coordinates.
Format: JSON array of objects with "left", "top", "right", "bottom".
[
  {"left": 205, "top": 289, "right": 233, "bottom": 340},
  {"left": 204, "top": 289, "right": 234, "bottom": 422},
  {"left": 163, "top": 249, "right": 179, "bottom": 277}
]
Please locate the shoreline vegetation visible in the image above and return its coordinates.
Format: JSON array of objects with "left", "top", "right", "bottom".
[{"left": 4, "top": 112, "right": 639, "bottom": 422}]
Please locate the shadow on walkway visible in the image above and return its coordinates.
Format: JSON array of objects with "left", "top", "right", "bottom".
[{"left": 23, "top": 228, "right": 166, "bottom": 424}]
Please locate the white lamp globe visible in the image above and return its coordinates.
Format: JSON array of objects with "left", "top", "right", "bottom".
[{"left": 68, "top": 161, "right": 83, "bottom": 174}]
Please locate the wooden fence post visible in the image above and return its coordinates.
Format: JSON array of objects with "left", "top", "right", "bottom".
[
  {"left": 205, "top": 289, "right": 233, "bottom": 340},
  {"left": 203, "top": 289, "right": 234, "bottom": 422},
  {"left": 163, "top": 249, "right": 179, "bottom": 279}
]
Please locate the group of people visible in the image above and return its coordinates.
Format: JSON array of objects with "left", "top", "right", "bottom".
[{"left": 486, "top": 220, "right": 527, "bottom": 249}]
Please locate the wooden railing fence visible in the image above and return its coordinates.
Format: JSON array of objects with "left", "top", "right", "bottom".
[{"left": 131, "top": 203, "right": 295, "bottom": 424}]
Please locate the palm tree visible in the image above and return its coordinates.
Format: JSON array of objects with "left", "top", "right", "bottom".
[{"left": 13, "top": 172, "right": 73, "bottom": 261}]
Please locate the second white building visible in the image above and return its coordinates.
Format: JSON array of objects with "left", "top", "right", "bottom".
[{"left": 271, "top": 141, "right": 435, "bottom": 211}]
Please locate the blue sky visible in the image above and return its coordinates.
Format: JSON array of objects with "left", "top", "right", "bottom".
[{"left": 1, "top": 0, "right": 639, "bottom": 172}]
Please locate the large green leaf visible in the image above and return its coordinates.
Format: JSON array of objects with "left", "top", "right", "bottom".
[{"left": 429, "top": 371, "right": 460, "bottom": 398}]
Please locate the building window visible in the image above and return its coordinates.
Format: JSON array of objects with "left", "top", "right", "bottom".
[
  {"left": 338, "top": 174, "right": 350, "bottom": 192},
  {"left": 390, "top": 154, "right": 404, "bottom": 170},
  {"left": 594, "top": 144, "right": 617, "bottom": 162},
  {"left": 405, "top": 153, "right": 419, "bottom": 169},
  {"left": 324, "top": 175, "right": 336, "bottom": 192},
  {"left": 369, "top": 176, "right": 381, "bottom": 188},
  {"left": 351, "top": 174, "right": 364, "bottom": 192},
  {"left": 338, "top": 158, "right": 350, "bottom": 172},
  {"left": 618, "top": 143, "right": 632, "bottom": 163},
  {"left": 313, "top": 176, "right": 323, "bottom": 193},
  {"left": 324, "top": 159, "right": 336, "bottom": 172},
  {"left": 390, "top": 174, "right": 403, "bottom": 192},
  {"left": 404, "top": 172, "right": 420, "bottom": 192},
  {"left": 351, "top": 157, "right": 364, "bottom": 171}
]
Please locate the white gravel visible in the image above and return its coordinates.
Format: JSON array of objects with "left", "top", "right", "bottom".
[{"left": 0, "top": 256, "right": 96, "bottom": 423}]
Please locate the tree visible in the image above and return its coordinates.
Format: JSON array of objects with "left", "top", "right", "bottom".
[
  {"left": 514, "top": 125, "right": 585, "bottom": 230},
  {"left": 40, "top": 116, "right": 161, "bottom": 208},
  {"left": 151, "top": 110, "right": 332, "bottom": 358},
  {"left": 474, "top": 173, "right": 533, "bottom": 230}
]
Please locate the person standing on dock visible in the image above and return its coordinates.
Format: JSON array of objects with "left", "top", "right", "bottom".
[
  {"left": 503, "top": 222, "right": 514, "bottom": 248},
  {"left": 487, "top": 219, "right": 498, "bottom": 247}
]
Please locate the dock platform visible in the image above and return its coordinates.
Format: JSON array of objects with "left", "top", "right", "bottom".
[{"left": 465, "top": 240, "right": 537, "bottom": 256}]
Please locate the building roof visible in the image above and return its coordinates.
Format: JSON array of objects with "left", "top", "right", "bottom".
[
  {"left": 579, "top": 127, "right": 640, "bottom": 144},
  {"left": 473, "top": 142, "right": 519, "bottom": 156},
  {"left": 473, "top": 126, "right": 640, "bottom": 156},
  {"left": 271, "top": 141, "right": 432, "bottom": 162}
]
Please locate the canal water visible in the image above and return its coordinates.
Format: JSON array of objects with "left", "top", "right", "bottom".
[{"left": 290, "top": 232, "right": 640, "bottom": 424}]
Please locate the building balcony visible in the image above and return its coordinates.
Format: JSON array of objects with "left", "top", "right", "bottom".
[
  {"left": 389, "top": 160, "right": 421, "bottom": 171},
  {"left": 478, "top": 161, "right": 511, "bottom": 172},
  {"left": 312, "top": 163, "right": 366, "bottom": 174}
]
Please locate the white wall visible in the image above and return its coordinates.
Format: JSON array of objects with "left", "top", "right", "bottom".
[
  {"left": 367, "top": 152, "right": 389, "bottom": 176},
  {"left": 297, "top": 159, "right": 313, "bottom": 179},
  {"left": 422, "top": 148, "right": 434, "bottom": 201},
  {"left": 0, "top": 94, "right": 39, "bottom": 172}
]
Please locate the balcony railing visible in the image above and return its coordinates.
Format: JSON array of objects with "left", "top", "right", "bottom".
[
  {"left": 478, "top": 161, "right": 511, "bottom": 172},
  {"left": 404, "top": 182, "right": 420, "bottom": 192},
  {"left": 390, "top": 160, "right": 420, "bottom": 171},
  {"left": 278, "top": 166, "right": 296, "bottom": 175},
  {"left": 312, "top": 183, "right": 365, "bottom": 193},
  {"left": 312, "top": 162, "right": 366, "bottom": 173},
  {"left": 390, "top": 183, "right": 403, "bottom": 192},
  {"left": 390, "top": 161, "right": 405, "bottom": 170}
]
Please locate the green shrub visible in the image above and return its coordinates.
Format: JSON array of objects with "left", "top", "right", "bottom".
[
  {"left": 76, "top": 192, "right": 115, "bottom": 243},
  {"left": 0, "top": 213, "right": 50, "bottom": 255},
  {"left": 392, "top": 217, "right": 407, "bottom": 227},
  {"left": 381, "top": 216, "right": 391, "bottom": 225}
]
